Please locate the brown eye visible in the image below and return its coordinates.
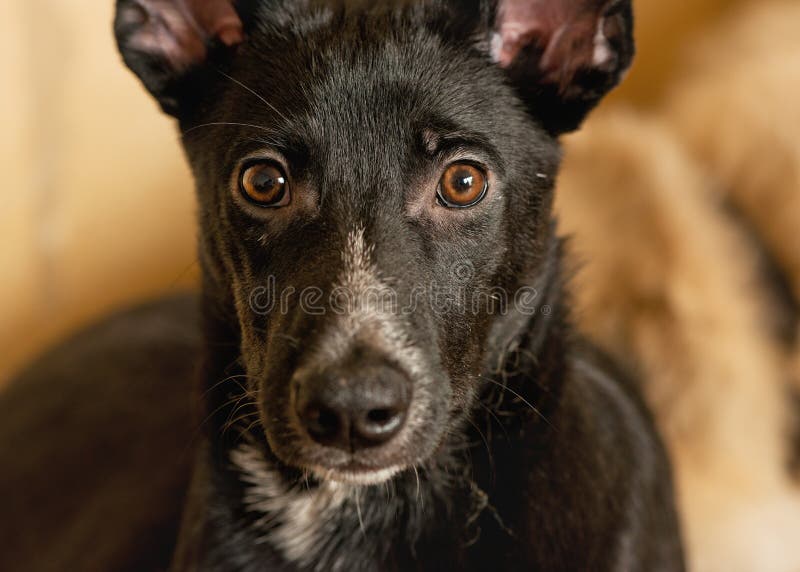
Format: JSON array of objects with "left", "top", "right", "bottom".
[
  {"left": 437, "top": 162, "right": 488, "bottom": 208},
  {"left": 239, "top": 161, "right": 290, "bottom": 207}
]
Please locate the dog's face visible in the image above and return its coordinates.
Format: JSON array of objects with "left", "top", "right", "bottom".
[{"left": 117, "top": 0, "right": 632, "bottom": 484}]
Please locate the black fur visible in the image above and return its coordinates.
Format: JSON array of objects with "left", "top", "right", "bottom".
[{"left": 1, "top": 1, "right": 684, "bottom": 570}]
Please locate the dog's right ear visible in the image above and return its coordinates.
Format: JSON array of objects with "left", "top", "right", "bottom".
[{"left": 114, "top": 0, "right": 245, "bottom": 116}]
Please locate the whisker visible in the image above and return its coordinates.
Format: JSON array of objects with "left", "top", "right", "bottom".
[
  {"left": 222, "top": 411, "right": 259, "bottom": 436},
  {"left": 479, "top": 375, "right": 552, "bottom": 427},
  {"left": 215, "top": 69, "right": 293, "bottom": 126},
  {"left": 412, "top": 465, "right": 421, "bottom": 505},
  {"left": 239, "top": 417, "right": 263, "bottom": 439},
  {"left": 202, "top": 374, "right": 256, "bottom": 399},
  {"left": 182, "top": 122, "right": 279, "bottom": 137},
  {"left": 466, "top": 417, "right": 494, "bottom": 480},
  {"left": 195, "top": 389, "right": 254, "bottom": 434},
  {"left": 221, "top": 386, "right": 261, "bottom": 433},
  {"left": 224, "top": 398, "right": 258, "bottom": 427},
  {"left": 168, "top": 258, "right": 200, "bottom": 290},
  {"left": 478, "top": 401, "right": 510, "bottom": 442},
  {"left": 355, "top": 488, "right": 366, "bottom": 536}
]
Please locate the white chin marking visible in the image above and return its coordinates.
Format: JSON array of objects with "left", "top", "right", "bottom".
[
  {"left": 310, "top": 464, "right": 405, "bottom": 486},
  {"left": 230, "top": 444, "right": 406, "bottom": 567},
  {"left": 231, "top": 444, "right": 352, "bottom": 566}
]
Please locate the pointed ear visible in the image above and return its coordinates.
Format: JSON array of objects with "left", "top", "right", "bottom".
[
  {"left": 489, "top": 0, "right": 634, "bottom": 134},
  {"left": 114, "top": 0, "right": 245, "bottom": 116}
]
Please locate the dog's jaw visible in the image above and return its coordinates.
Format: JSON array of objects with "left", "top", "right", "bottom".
[{"left": 229, "top": 441, "right": 457, "bottom": 571}]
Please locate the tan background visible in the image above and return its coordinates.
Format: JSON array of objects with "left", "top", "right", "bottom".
[{"left": 0, "top": 0, "right": 746, "bottom": 383}]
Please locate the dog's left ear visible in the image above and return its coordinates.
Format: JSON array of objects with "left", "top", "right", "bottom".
[
  {"left": 488, "top": 0, "right": 634, "bottom": 134},
  {"left": 115, "top": 0, "right": 245, "bottom": 115}
]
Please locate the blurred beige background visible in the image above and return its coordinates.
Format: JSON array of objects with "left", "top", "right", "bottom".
[
  {"left": 0, "top": 0, "right": 747, "bottom": 383},
  {"left": 1, "top": 0, "right": 198, "bottom": 383}
]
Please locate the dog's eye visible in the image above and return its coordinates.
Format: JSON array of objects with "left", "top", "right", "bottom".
[
  {"left": 437, "top": 162, "right": 488, "bottom": 208},
  {"left": 239, "top": 161, "right": 291, "bottom": 207}
]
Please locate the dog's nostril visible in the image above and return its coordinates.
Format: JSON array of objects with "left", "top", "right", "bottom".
[
  {"left": 367, "top": 408, "right": 394, "bottom": 424},
  {"left": 356, "top": 407, "right": 405, "bottom": 444},
  {"left": 301, "top": 404, "right": 343, "bottom": 444}
]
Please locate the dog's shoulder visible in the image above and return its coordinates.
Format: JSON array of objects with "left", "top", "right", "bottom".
[
  {"left": 471, "top": 323, "right": 684, "bottom": 571},
  {"left": 537, "top": 339, "right": 684, "bottom": 571}
]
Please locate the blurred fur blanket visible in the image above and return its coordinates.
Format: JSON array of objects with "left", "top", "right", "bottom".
[{"left": 557, "top": 2, "right": 800, "bottom": 570}]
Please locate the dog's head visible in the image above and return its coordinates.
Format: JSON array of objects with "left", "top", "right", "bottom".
[{"left": 116, "top": 0, "right": 633, "bottom": 485}]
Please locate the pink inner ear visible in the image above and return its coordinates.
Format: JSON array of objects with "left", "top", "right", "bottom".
[
  {"left": 494, "top": 0, "right": 613, "bottom": 92},
  {"left": 124, "top": 0, "right": 243, "bottom": 72},
  {"left": 185, "top": 0, "right": 244, "bottom": 47},
  {"left": 493, "top": 0, "right": 561, "bottom": 67}
]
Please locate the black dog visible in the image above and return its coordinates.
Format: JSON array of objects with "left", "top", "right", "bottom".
[{"left": 0, "top": 0, "right": 685, "bottom": 570}]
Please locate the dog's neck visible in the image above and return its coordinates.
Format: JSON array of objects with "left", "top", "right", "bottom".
[{"left": 174, "top": 235, "right": 568, "bottom": 572}]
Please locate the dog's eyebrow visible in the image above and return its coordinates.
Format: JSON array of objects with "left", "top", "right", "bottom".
[
  {"left": 421, "top": 129, "right": 441, "bottom": 155},
  {"left": 424, "top": 130, "right": 504, "bottom": 171},
  {"left": 221, "top": 131, "right": 310, "bottom": 167}
]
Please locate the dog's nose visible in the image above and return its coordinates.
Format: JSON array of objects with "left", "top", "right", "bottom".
[{"left": 295, "top": 361, "right": 410, "bottom": 451}]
